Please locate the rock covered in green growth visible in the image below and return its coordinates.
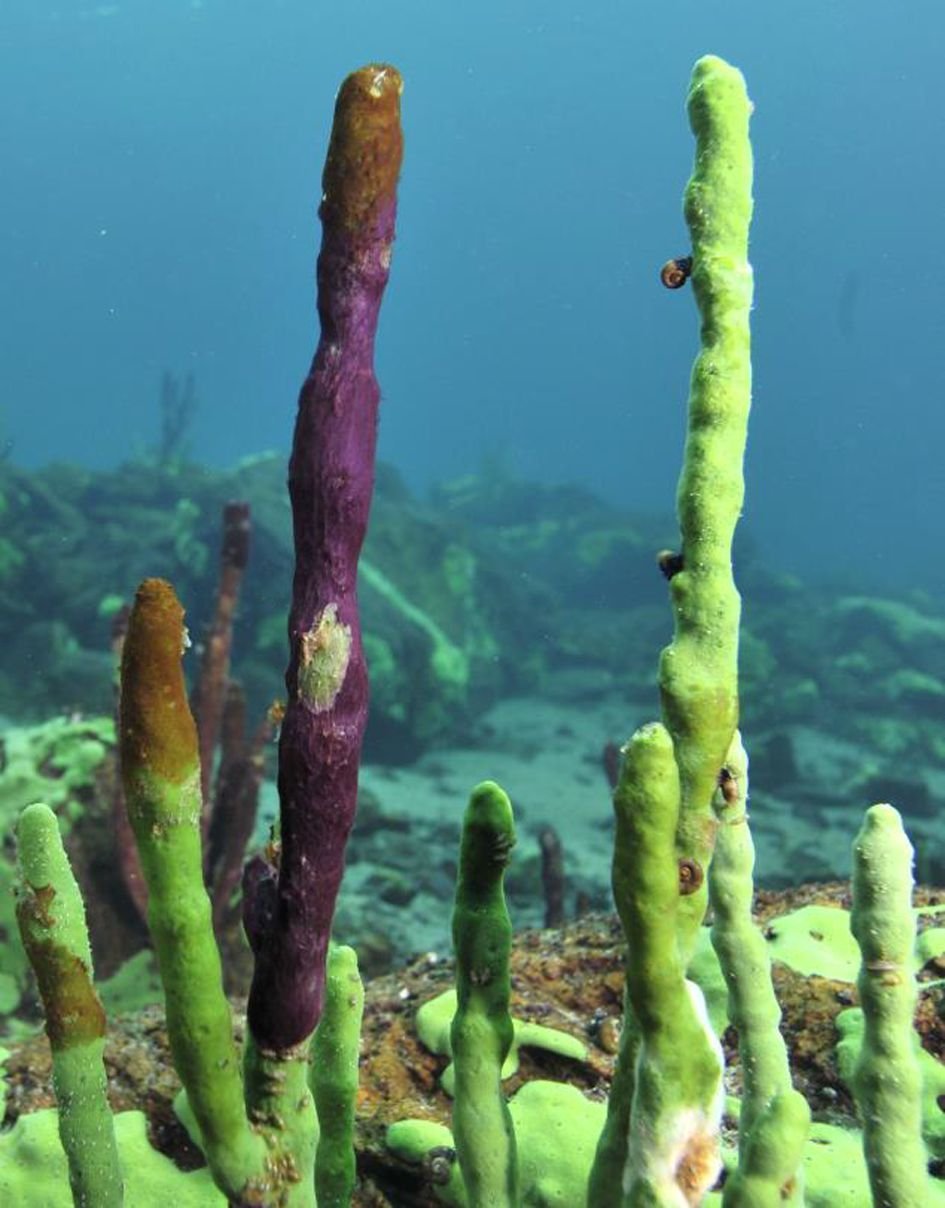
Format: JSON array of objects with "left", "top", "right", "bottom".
[
  {"left": 744, "top": 589, "right": 945, "bottom": 760},
  {"left": 0, "top": 535, "right": 24, "bottom": 584},
  {"left": 359, "top": 492, "right": 504, "bottom": 742},
  {"left": 0, "top": 717, "right": 115, "bottom": 1020},
  {"left": 0, "top": 1045, "right": 8, "bottom": 1117},
  {"left": 0, "top": 860, "right": 28, "bottom": 1020},
  {"left": 169, "top": 498, "right": 210, "bottom": 576},
  {"left": 0, "top": 715, "right": 155, "bottom": 1028},
  {"left": 0, "top": 716, "right": 114, "bottom": 834},
  {"left": 429, "top": 471, "right": 669, "bottom": 600},
  {"left": 833, "top": 595, "right": 945, "bottom": 650},
  {"left": 824, "top": 597, "right": 945, "bottom": 734},
  {"left": 361, "top": 559, "right": 470, "bottom": 695},
  {"left": 881, "top": 667, "right": 945, "bottom": 707},
  {"left": 736, "top": 629, "right": 777, "bottom": 699},
  {"left": 0, "top": 448, "right": 517, "bottom": 744},
  {"left": 0, "top": 468, "right": 24, "bottom": 583},
  {"left": 5, "top": 447, "right": 945, "bottom": 791}
]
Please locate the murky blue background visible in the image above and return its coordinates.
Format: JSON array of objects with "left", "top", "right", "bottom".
[{"left": 1, "top": 1, "right": 941, "bottom": 592}]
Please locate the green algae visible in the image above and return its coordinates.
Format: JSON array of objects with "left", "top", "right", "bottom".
[{"left": 0, "top": 716, "right": 115, "bottom": 1023}]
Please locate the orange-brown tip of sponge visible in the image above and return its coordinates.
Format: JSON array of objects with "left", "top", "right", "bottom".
[
  {"left": 322, "top": 63, "right": 404, "bottom": 234},
  {"left": 131, "top": 577, "right": 184, "bottom": 635},
  {"left": 120, "top": 578, "right": 199, "bottom": 784}
]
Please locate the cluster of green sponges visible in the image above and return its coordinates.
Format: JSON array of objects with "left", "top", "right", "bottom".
[
  {"left": 7, "top": 791, "right": 364, "bottom": 1208},
  {"left": 386, "top": 51, "right": 942, "bottom": 1208},
  {"left": 6, "top": 49, "right": 943, "bottom": 1208},
  {"left": 386, "top": 781, "right": 605, "bottom": 1207},
  {"left": 387, "top": 787, "right": 945, "bottom": 1207},
  {"left": 587, "top": 53, "right": 758, "bottom": 1207}
]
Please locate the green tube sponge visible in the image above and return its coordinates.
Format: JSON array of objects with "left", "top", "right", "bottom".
[
  {"left": 658, "top": 53, "right": 754, "bottom": 961},
  {"left": 14, "top": 802, "right": 123, "bottom": 1208},
  {"left": 721, "top": 1089, "right": 812, "bottom": 1208},
  {"left": 449, "top": 781, "right": 519, "bottom": 1207},
  {"left": 589, "top": 49, "right": 752, "bottom": 1208},
  {"left": 708, "top": 734, "right": 808, "bottom": 1204},
  {"left": 850, "top": 803, "right": 932, "bottom": 1206},
  {"left": 590, "top": 723, "right": 724, "bottom": 1206},
  {"left": 311, "top": 944, "right": 365, "bottom": 1208},
  {"left": 119, "top": 578, "right": 267, "bottom": 1201}
]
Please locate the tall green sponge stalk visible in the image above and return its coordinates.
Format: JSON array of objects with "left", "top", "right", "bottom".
[
  {"left": 661, "top": 53, "right": 753, "bottom": 960},
  {"left": 591, "top": 722, "right": 726, "bottom": 1205},
  {"left": 709, "top": 735, "right": 809, "bottom": 1206},
  {"left": 589, "top": 54, "right": 753, "bottom": 1207},
  {"left": 311, "top": 944, "right": 365, "bottom": 1208},
  {"left": 850, "top": 803, "right": 933, "bottom": 1206},
  {"left": 14, "top": 802, "right": 123, "bottom": 1208},
  {"left": 450, "top": 781, "right": 519, "bottom": 1208},
  {"left": 120, "top": 578, "right": 270, "bottom": 1201}
]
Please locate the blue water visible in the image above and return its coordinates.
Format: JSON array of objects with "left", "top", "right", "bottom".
[{"left": 1, "top": 1, "right": 941, "bottom": 593}]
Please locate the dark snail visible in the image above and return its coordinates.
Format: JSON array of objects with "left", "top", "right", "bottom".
[
  {"left": 660, "top": 255, "right": 693, "bottom": 289},
  {"left": 678, "top": 857, "right": 704, "bottom": 895}
]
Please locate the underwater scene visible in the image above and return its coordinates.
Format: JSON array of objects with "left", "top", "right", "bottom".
[{"left": 1, "top": 3, "right": 943, "bottom": 1205}]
